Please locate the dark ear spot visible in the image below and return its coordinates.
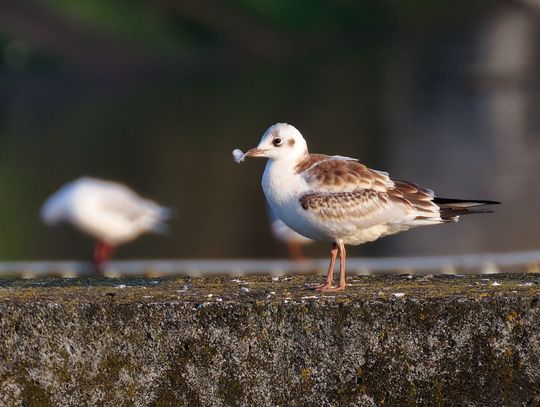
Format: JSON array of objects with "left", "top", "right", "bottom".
[{"left": 288, "top": 138, "right": 295, "bottom": 147}]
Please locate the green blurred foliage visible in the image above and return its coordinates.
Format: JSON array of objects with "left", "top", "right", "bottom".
[
  {"left": 0, "top": 0, "right": 491, "bottom": 72},
  {"left": 49, "top": 0, "right": 182, "bottom": 50}
]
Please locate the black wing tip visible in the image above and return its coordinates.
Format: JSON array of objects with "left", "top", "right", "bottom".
[{"left": 433, "top": 197, "right": 501, "bottom": 206}]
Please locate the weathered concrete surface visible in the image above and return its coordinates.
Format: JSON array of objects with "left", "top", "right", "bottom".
[{"left": 1, "top": 274, "right": 540, "bottom": 406}]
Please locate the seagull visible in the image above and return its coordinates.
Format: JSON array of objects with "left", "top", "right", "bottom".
[
  {"left": 268, "top": 206, "right": 312, "bottom": 261},
  {"left": 41, "top": 177, "right": 170, "bottom": 271},
  {"left": 236, "top": 123, "right": 500, "bottom": 291}
]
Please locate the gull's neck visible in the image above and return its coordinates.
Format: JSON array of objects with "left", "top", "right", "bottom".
[
  {"left": 262, "top": 152, "right": 310, "bottom": 206},
  {"left": 268, "top": 150, "right": 309, "bottom": 175}
]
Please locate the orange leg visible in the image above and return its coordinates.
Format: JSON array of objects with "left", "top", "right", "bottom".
[
  {"left": 318, "top": 241, "right": 347, "bottom": 292},
  {"left": 337, "top": 241, "right": 347, "bottom": 290},
  {"left": 316, "top": 242, "right": 338, "bottom": 290}
]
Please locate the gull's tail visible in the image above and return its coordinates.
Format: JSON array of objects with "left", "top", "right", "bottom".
[{"left": 434, "top": 197, "right": 501, "bottom": 221}]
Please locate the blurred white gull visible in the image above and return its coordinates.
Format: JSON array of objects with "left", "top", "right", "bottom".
[
  {"left": 41, "top": 177, "right": 170, "bottom": 270},
  {"left": 268, "top": 207, "right": 312, "bottom": 261}
]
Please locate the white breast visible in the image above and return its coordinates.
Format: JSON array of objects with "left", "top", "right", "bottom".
[{"left": 261, "top": 161, "right": 337, "bottom": 242}]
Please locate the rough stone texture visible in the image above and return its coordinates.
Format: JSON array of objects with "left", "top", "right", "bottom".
[{"left": 1, "top": 274, "right": 540, "bottom": 406}]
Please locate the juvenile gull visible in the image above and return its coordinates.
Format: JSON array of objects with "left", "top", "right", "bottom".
[
  {"left": 41, "top": 177, "right": 170, "bottom": 271},
  {"left": 238, "top": 123, "right": 500, "bottom": 291}
]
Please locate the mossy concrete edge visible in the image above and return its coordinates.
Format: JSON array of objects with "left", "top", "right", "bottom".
[{"left": 0, "top": 274, "right": 539, "bottom": 406}]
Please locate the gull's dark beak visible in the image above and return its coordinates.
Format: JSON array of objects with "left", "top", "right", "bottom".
[{"left": 243, "top": 148, "right": 266, "bottom": 158}]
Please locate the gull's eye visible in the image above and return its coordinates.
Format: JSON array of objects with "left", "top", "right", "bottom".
[{"left": 273, "top": 137, "right": 282, "bottom": 147}]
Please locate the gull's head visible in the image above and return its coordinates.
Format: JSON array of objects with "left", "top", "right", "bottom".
[{"left": 244, "top": 123, "right": 308, "bottom": 162}]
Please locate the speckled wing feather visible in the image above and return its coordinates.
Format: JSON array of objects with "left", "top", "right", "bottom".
[
  {"left": 298, "top": 155, "right": 442, "bottom": 228},
  {"left": 297, "top": 155, "right": 394, "bottom": 193},
  {"left": 300, "top": 190, "right": 396, "bottom": 225}
]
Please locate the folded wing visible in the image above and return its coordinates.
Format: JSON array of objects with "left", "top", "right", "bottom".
[{"left": 298, "top": 156, "right": 442, "bottom": 229}]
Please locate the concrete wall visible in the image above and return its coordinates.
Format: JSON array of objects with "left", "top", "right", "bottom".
[{"left": 0, "top": 274, "right": 539, "bottom": 406}]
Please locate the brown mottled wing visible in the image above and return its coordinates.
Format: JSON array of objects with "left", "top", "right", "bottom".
[
  {"left": 300, "top": 190, "right": 399, "bottom": 227},
  {"left": 390, "top": 180, "right": 435, "bottom": 208},
  {"left": 299, "top": 160, "right": 441, "bottom": 227},
  {"left": 300, "top": 156, "right": 394, "bottom": 193}
]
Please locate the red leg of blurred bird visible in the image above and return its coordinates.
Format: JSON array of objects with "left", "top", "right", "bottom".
[
  {"left": 287, "top": 242, "right": 305, "bottom": 262},
  {"left": 93, "top": 240, "right": 114, "bottom": 273},
  {"left": 316, "top": 242, "right": 338, "bottom": 290}
]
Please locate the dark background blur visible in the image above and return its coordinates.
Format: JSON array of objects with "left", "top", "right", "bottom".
[{"left": 1, "top": 0, "right": 539, "bottom": 260}]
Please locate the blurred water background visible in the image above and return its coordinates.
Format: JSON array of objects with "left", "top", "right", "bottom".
[{"left": 0, "top": 0, "right": 539, "bottom": 262}]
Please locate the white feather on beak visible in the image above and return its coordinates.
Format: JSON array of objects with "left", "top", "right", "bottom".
[{"left": 232, "top": 149, "right": 245, "bottom": 163}]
